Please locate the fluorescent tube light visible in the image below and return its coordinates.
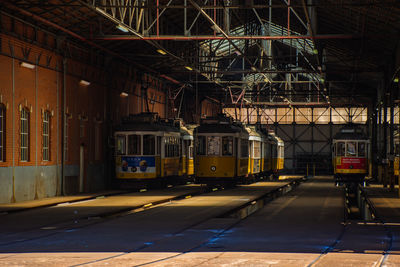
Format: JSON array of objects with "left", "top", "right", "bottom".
[
  {"left": 79, "top": 80, "right": 90, "bottom": 86},
  {"left": 20, "top": 62, "right": 35, "bottom": 69},
  {"left": 156, "top": 49, "right": 167, "bottom": 55},
  {"left": 116, "top": 24, "right": 129, "bottom": 33}
]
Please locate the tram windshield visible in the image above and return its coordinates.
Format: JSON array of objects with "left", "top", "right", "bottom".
[
  {"left": 196, "top": 136, "right": 206, "bottom": 155},
  {"left": 222, "top": 136, "right": 233, "bottom": 156},
  {"left": 346, "top": 142, "right": 356, "bottom": 156},
  {"left": 335, "top": 141, "right": 368, "bottom": 157},
  {"left": 207, "top": 136, "right": 220, "bottom": 156},
  {"left": 128, "top": 134, "right": 141, "bottom": 155},
  {"left": 116, "top": 135, "right": 126, "bottom": 155},
  {"left": 337, "top": 142, "right": 345, "bottom": 156},
  {"left": 358, "top": 142, "right": 366, "bottom": 157},
  {"left": 143, "top": 135, "right": 155, "bottom": 155}
]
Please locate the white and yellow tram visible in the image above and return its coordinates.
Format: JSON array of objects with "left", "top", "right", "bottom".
[
  {"left": 114, "top": 113, "right": 181, "bottom": 186},
  {"left": 194, "top": 115, "right": 249, "bottom": 185}
]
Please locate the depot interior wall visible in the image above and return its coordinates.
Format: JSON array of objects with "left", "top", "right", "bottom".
[{"left": 0, "top": 33, "right": 62, "bottom": 203}]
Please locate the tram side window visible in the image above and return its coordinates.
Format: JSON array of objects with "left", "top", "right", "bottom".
[
  {"left": 346, "top": 142, "right": 356, "bottom": 156},
  {"left": 116, "top": 135, "right": 126, "bottom": 155},
  {"left": 128, "top": 134, "right": 141, "bottom": 155},
  {"left": 337, "top": 142, "right": 345, "bottom": 156},
  {"left": 189, "top": 141, "right": 194, "bottom": 158},
  {"left": 272, "top": 144, "right": 277, "bottom": 158},
  {"left": 240, "top": 139, "right": 249, "bottom": 158},
  {"left": 207, "top": 136, "right": 220, "bottom": 156},
  {"left": 358, "top": 142, "right": 366, "bottom": 157},
  {"left": 143, "top": 135, "right": 155, "bottom": 155},
  {"left": 222, "top": 136, "right": 233, "bottom": 156},
  {"left": 197, "top": 136, "right": 206, "bottom": 155},
  {"left": 157, "top": 136, "right": 161, "bottom": 155},
  {"left": 253, "top": 141, "right": 261, "bottom": 158},
  {"left": 279, "top": 145, "right": 284, "bottom": 158}
]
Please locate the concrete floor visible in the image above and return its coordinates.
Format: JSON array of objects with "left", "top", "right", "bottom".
[{"left": 1, "top": 177, "right": 400, "bottom": 266}]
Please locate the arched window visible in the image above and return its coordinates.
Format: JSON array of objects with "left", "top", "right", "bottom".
[
  {"left": 0, "top": 104, "right": 5, "bottom": 162},
  {"left": 42, "top": 110, "right": 51, "bottom": 161},
  {"left": 20, "top": 107, "right": 30, "bottom": 162}
]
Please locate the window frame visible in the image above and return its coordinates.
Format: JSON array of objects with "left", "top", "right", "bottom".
[
  {"left": 116, "top": 134, "right": 126, "bottom": 155},
  {"left": 196, "top": 136, "right": 206, "bottom": 155},
  {"left": 42, "top": 110, "right": 51, "bottom": 161},
  {"left": 207, "top": 136, "right": 221, "bottom": 156},
  {"left": 20, "top": 107, "right": 30, "bottom": 162},
  {"left": 143, "top": 134, "right": 156, "bottom": 155},
  {"left": 222, "top": 136, "right": 233, "bottom": 156},
  {"left": 128, "top": 134, "right": 141, "bottom": 155}
]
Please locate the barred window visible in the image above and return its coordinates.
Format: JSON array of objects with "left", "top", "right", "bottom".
[
  {"left": 20, "top": 107, "right": 29, "bottom": 162},
  {"left": 0, "top": 104, "right": 5, "bottom": 161},
  {"left": 42, "top": 111, "right": 50, "bottom": 161}
]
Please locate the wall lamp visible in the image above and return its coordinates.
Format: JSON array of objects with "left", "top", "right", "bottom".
[
  {"left": 20, "top": 62, "right": 35, "bottom": 69},
  {"left": 120, "top": 92, "right": 129, "bottom": 97},
  {"left": 79, "top": 80, "right": 90, "bottom": 86}
]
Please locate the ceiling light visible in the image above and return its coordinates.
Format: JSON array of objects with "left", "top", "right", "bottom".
[
  {"left": 116, "top": 24, "right": 129, "bottom": 33},
  {"left": 79, "top": 80, "right": 90, "bottom": 86},
  {"left": 120, "top": 92, "right": 128, "bottom": 97},
  {"left": 185, "top": 66, "right": 193, "bottom": 71},
  {"left": 156, "top": 49, "right": 167, "bottom": 55},
  {"left": 394, "top": 77, "right": 399, "bottom": 83},
  {"left": 20, "top": 62, "right": 35, "bottom": 69}
]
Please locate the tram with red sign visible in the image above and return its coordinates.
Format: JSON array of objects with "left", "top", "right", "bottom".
[{"left": 332, "top": 125, "right": 370, "bottom": 185}]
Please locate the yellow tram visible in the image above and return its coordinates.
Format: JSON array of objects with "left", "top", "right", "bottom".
[
  {"left": 268, "top": 131, "right": 285, "bottom": 179},
  {"left": 246, "top": 126, "right": 263, "bottom": 179},
  {"left": 179, "top": 122, "right": 194, "bottom": 177},
  {"left": 194, "top": 115, "right": 249, "bottom": 185},
  {"left": 332, "top": 125, "right": 370, "bottom": 184},
  {"left": 114, "top": 113, "right": 181, "bottom": 186}
]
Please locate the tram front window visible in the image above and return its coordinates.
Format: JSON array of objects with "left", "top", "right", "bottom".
[
  {"left": 222, "top": 136, "right": 233, "bottom": 156},
  {"left": 128, "top": 134, "right": 141, "bottom": 155},
  {"left": 207, "top": 136, "right": 220, "bottom": 156},
  {"left": 358, "top": 142, "right": 366, "bottom": 157},
  {"left": 346, "top": 142, "right": 356, "bottom": 157},
  {"left": 197, "top": 136, "right": 206, "bottom": 155},
  {"left": 116, "top": 135, "right": 126, "bottom": 155},
  {"left": 337, "top": 142, "right": 345, "bottom": 156},
  {"left": 143, "top": 135, "right": 155, "bottom": 155}
]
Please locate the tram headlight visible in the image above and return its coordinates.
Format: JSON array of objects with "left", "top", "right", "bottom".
[{"left": 210, "top": 166, "right": 216, "bottom": 172}]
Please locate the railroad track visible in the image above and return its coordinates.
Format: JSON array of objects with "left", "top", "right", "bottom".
[
  {"left": 307, "top": 183, "right": 393, "bottom": 267},
  {"left": 69, "top": 178, "right": 304, "bottom": 267}
]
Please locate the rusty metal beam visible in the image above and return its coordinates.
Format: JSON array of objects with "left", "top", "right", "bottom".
[
  {"left": 3, "top": 1, "right": 182, "bottom": 85},
  {"left": 92, "top": 34, "right": 357, "bottom": 41}
]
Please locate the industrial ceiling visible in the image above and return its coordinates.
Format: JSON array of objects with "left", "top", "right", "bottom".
[{"left": 2, "top": 0, "right": 400, "bottom": 107}]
